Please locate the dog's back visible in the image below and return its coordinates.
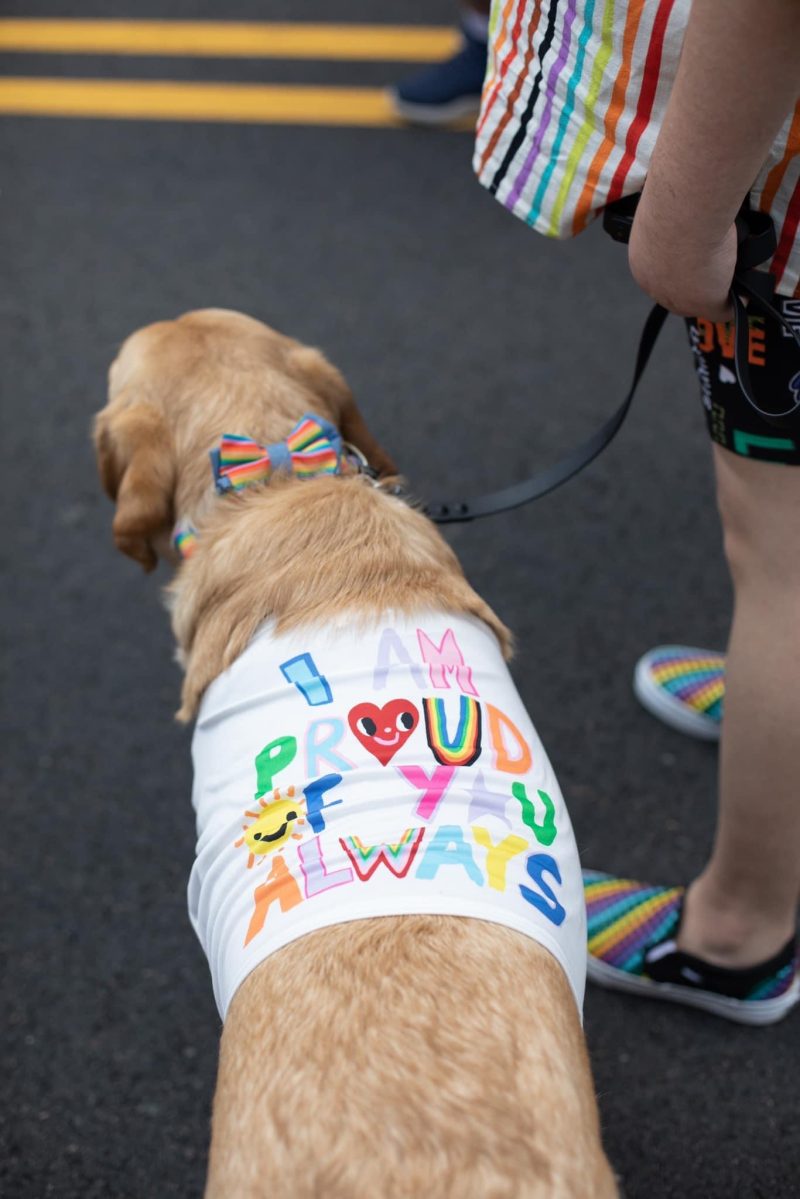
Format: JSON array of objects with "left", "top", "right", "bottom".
[{"left": 207, "top": 915, "right": 614, "bottom": 1199}]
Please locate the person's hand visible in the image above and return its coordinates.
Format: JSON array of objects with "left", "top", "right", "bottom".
[{"left": 628, "top": 184, "right": 737, "bottom": 323}]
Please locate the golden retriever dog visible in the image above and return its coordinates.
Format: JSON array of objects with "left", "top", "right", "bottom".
[{"left": 94, "top": 309, "right": 617, "bottom": 1199}]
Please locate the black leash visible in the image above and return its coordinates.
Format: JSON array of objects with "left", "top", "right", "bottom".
[
  {"left": 422, "top": 198, "right": 800, "bottom": 525},
  {"left": 422, "top": 302, "right": 668, "bottom": 524}
]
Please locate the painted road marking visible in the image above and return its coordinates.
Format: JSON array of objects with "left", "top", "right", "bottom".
[
  {"left": 0, "top": 77, "right": 414, "bottom": 127},
  {"left": 0, "top": 20, "right": 460, "bottom": 61}
]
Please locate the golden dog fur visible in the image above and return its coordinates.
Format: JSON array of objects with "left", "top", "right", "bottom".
[{"left": 95, "top": 309, "right": 617, "bottom": 1198}]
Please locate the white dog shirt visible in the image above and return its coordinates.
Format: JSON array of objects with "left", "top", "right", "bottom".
[{"left": 188, "top": 614, "right": 586, "bottom": 1019}]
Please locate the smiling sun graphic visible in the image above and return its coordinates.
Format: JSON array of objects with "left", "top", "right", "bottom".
[{"left": 235, "top": 786, "right": 307, "bottom": 868}]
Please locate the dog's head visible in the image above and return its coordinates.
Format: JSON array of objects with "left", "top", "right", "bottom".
[{"left": 94, "top": 308, "right": 397, "bottom": 572}]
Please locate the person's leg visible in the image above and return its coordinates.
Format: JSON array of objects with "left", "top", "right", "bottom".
[
  {"left": 584, "top": 308, "right": 800, "bottom": 1021},
  {"left": 678, "top": 444, "right": 800, "bottom": 967}
]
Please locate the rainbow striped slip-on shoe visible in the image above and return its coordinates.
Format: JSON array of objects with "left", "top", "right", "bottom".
[
  {"left": 584, "top": 871, "right": 799, "bottom": 1025},
  {"left": 634, "top": 646, "right": 724, "bottom": 741}
]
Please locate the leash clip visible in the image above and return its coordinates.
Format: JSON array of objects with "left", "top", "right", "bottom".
[{"left": 343, "top": 441, "right": 382, "bottom": 485}]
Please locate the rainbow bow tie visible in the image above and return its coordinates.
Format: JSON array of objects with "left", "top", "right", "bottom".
[{"left": 210, "top": 414, "right": 343, "bottom": 493}]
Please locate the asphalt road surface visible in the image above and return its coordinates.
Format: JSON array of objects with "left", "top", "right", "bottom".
[{"left": 2, "top": 3, "right": 798, "bottom": 1197}]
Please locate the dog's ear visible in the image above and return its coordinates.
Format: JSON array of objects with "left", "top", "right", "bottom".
[
  {"left": 287, "top": 346, "right": 397, "bottom": 478},
  {"left": 94, "top": 398, "right": 175, "bottom": 572}
]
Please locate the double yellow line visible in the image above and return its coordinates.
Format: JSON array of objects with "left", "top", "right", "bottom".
[{"left": 0, "top": 19, "right": 462, "bottom": 127}]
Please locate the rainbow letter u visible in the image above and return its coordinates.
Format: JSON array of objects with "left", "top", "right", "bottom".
[{"left": 422, "top": 696, "right": 482, "bottom": 767}]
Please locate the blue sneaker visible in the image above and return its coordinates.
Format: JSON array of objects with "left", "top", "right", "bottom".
[{"left": 389, "top": 22, "right": 488, "bottom": 126}]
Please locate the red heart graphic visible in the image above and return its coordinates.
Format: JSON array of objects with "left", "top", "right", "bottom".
[{"left": 348, "top": 699, "right": 420, "bottom": 766}]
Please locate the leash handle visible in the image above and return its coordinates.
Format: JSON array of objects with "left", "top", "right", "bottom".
[{"left": 422, "top": 199, "right": 798, "bottom": 526}]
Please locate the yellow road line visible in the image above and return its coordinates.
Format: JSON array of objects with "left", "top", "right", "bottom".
[
  {"left": 0, "top": 77, "right": 426, "bottom": 127},
  {"left": 0, "top": 19, "right": 460, "bottom": 62}
]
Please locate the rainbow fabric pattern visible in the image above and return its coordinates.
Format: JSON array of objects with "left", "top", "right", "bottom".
[
  {"left": 211, "top": 414, "right": 342, "bottom": 493},
  {"left": 645, "top": 649, "right": 725, "bottom": 720},
  {"left": 172, "top": 518, "right": 198, "bottom": 559},
  {"left": 422, "top": 696, "right": 482, "bottom": 767},
  {"left": 585, "top": 871, "right": 683, "bottom": 975},
  {"left": 747, "top": 958, "right": 799, "bottom": 1002}
]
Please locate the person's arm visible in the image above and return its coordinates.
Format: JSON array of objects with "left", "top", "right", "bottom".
[{"left": 629, "top": 0, "right": 800, "bottom": 321}]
